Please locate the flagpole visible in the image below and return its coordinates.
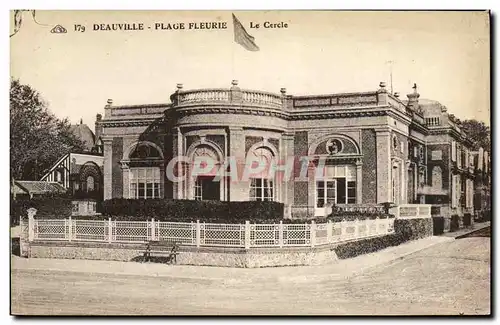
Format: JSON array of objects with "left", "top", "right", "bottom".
[{"left": 232, "top": 35, "right": 236, "bottom": 81}]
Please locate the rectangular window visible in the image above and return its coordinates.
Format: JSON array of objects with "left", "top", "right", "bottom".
[
  {"left": 129, "top": 167, "right": 161, "bottom": 199},
  {"left": 451, "top": 141, "right": 457, "bottom": 162},
  {"left": 250, "top": 178, "right": 274, "bottom": 201},
  {"left": 315, "top": 165, "right": 356, "bottom": 207}
]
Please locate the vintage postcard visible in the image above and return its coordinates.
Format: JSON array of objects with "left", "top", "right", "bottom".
[{"left": 10, "top": 10, "right": 491, "bottom": 316}]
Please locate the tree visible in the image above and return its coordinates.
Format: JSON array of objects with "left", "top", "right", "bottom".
[
  {"left": 460, "top": 119, "right": 491, "bottom": 151},
  {"left": 10, "top": 79, "right": 86, "bottom": 180},
  {"left": 10, "top": 10, "right": 48, "bottom": 38}
]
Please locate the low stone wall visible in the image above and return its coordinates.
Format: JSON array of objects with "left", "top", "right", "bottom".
[
  {"left": 28, "top": 240, "right": 340, "bottom": 268},
  {"left": 29, "top": 242, "right": 144, "bottom": 262},
  {"left": 178, "top": 246, "right": 339, "bottom": 268}
]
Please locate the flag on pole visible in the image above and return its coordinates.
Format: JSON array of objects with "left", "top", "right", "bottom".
[{"left": 232, "top": 13, "right": 259, "bottom": 51}]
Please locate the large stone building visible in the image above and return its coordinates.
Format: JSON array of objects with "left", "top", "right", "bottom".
[{"left": 97, "top": 80, "right": 481, "bottom": 218}]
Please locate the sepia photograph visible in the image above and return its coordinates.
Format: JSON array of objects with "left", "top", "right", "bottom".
[{"left": 9, "top": 9, "right": 491, "bottom": 316}]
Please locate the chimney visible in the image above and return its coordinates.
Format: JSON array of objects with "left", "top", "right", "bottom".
[
  {"left": 377, "top": 81, "right": 388, "bottom": 105},
  {"left": 104, "top": 99, "right": 113, "bottom": 117},
  {"left": 95, "top": 113, "right": 103, "bottom": 140},
  {"left": 406, "top": 83, "right": 420, "bottom": 111}
]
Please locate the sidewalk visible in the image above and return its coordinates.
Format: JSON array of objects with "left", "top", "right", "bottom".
[
  {"left": 441, "top": 221, "right": 491, "bottom": 239},
  {"left": 11, "top": 236, "right": 454, "bottom": 284}
]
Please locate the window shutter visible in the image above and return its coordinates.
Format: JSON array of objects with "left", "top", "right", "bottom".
[{"left": 451, "top": 141, "right": 457, "bottom": 162}]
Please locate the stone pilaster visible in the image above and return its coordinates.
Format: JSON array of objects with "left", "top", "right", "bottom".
[
  {"left": 356, "top": 159, "right": 363, "bottom": 204},
  {"left": 228, "top": 126, "right": 247, "bottom": 201},
  {"left": 172, "top": 127, "right": 184, "bottom": 199},
  {"left": 280, "top": 132, "right": 295, "bottom": 205},
  {"left": 121, "top": 162, "right": 130, "bottom": 198},
  {"left": 102, "top": 137, "right": 113, "bottom": 200},
  {"left": 375, "top": 129, "right": 391, "bottom": 203}
]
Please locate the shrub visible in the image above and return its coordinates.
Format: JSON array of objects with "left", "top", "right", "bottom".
[
  {"left": 334, "top": 233, "right": 405, "bottom": 259},
  {"left": 334, "top": 217, "right": 433, "bottom": 259},
  {"left": 432, "top": 216, "right": 445, "bottom": 235},
  {"left": 101, "top": 198, "right": 285, "bottom": 223},
  {"left": 10, "top": 194, "right": 73, "bottom": 224},
  {"left": 450, "top": 215, "right": 460, "bottom": 232},
  {"left": 394, "top": 218, "right": 433, "bottom": 241},
  {"left": 463, "top": 213, "right": 472, "bottom": 227}
]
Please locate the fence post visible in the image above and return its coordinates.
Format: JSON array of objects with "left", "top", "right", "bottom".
[
  {"left": 244, "top": 221, "right": 250, "bottom": 249},
  {"left": 310, "top": 220, "right": 316, "bottom": 247},
  {"left": 196, "top": 220, "right": 200, "bottom": 248},
  {"left": 68, "top": 216, "right": 72, "bottom": 242},
  {"left": 326, "top": 220, "right": 333, "bottom": 243},
  {"left": 354, "top": 218, "right": 360, "bottom": 239},
  {"left": 27, "top": 208, "right": 37, "bottom": 242},
  {"left": 151, "top": 218, "right": 156, "bottom": 241},
  {"left": 375, "top": 217, "right": 380, "bottom": 235},
  {"left": 340, "top": 219, "right": 345, "bottom": 241},
  {"left": 108, "top": 217, "right": 112, "bottom": 243},
  {"left": 279, "top": 221, "right": 284, "bottom": 248}
]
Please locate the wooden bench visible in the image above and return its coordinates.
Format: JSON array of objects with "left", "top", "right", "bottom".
[{"left": 142, "top": 241, "right": 179, "bottom": 264}]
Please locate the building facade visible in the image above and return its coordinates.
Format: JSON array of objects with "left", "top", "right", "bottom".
[
  {"left": 39, "top": 122, "right": 104, "bottom": 215},
  {"left": 98, "top": 80, "right": 480, "bottom": 218}
]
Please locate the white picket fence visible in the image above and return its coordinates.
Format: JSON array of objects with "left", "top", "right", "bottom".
[{"left": 29, "top": 217, "right": 395, "bottom": 249}]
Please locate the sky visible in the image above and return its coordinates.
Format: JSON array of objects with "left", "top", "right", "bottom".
[{"left": 10, "top": 10, "right": 490, "bottom": 127}]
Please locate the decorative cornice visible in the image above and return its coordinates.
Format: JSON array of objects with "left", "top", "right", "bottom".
[
  {"left": 176, "top": 106, "right": 394, "bottom": 121},
  {"left": 101, "top": 119, "right": 160, "bottom": 128}
]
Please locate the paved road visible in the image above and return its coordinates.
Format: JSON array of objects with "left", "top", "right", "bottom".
[{"left": 11, "top": 236, "right": 490, "bottom": 315}]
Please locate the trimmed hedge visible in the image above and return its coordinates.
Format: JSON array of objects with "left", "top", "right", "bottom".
[
  {"left": 463, "top": 213, "right": 472, "bottom": 227},
  {"left": 450, "top": 215, "right": 460, "bottom": 232},
  {"left": 334, "top": 217, "right": 433, "bottom": 259},
  {"left": 432, "top": 216, "right": 445, "bottom": 235},
  {"left": 477, "top": 210, "right": 491, "bottom": 222},
  {"left": 394, "top": 218, "right": 433, "bottom": 241},
  {"left": 334, "top": 233, "right": 405, "bottom": 259},
  {"left": 101, "top": 199, "right": 285, "bottom": 223},
  {"left": 10, "top": 195, "right": 73, "bottom": 225}
]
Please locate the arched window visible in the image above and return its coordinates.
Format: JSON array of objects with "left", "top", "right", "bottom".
[
  {"left": 248, "top": 147, "right": 275, "bottom": 201},
  {"left": 432, "top": 166, "right": 442, "bottom": 189}
]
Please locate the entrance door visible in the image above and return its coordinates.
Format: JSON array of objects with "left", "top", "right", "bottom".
[{"left": 195, "top": 176, "right": 220, "bottom": 200}]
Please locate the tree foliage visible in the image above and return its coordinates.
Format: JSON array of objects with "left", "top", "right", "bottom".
[
  {"left": 11, "top": 10, "right": 48, "bottom": 38},
  {"left": 10, "top": 79, "right": 86, "bottom": 180},
  {"left": 460, "top": 119, "right": 491, "bottom": 151},
  {"left": 448, "top": 114, "right": 490, "bottom": 151}
]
